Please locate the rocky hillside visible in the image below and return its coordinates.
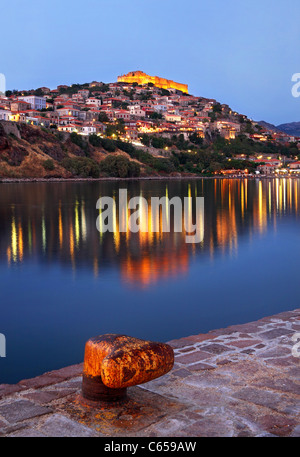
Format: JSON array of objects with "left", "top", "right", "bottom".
[
  {"left": 0, "top": 121, "right": 146, "bottom": 179},
  {"left": 2, "top": 119, "right": 295, "bottom": 179}
]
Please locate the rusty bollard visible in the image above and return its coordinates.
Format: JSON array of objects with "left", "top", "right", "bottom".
[{"left": 81, "top": 334, "right": 174, "bottom": 402}]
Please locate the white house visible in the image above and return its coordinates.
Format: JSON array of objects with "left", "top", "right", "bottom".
[
  {"left": 80, "top": 124, "right": 97, "bottom": 135},
  {"left": 19, "top": 95, "right": 46, "bottom": 110},
  {"left": 86, "top": 98, "right": 102, "bottom": 108},
  {"left": 153, "top": 104, "right": 167, "bottom": 112},
  {"left": 129, "top": 106, "right": 146, "bottom": 117},
  {"left": 164, "top": 113, "right": 182, "bottom": 122},
  {"left": 56, "top": 107, "right": 81, "bottom": 118},
  {"left": 0, "top": 109, "right": 12, "bottom": 121},
  {"left": 58, "top": 124, "right": 79, "bottom": 133}
]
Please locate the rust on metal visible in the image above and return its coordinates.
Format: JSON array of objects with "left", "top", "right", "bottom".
[{"left": 82, "top": 334, "right": 174, "bottom": 402}]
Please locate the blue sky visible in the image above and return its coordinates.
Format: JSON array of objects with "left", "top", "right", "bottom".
[{"left": 2, "top": 0, "right": 300, "bottom": 125}]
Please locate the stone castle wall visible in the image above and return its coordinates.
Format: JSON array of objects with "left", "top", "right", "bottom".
[{"left": 117, "top": 71, "right": 188, "bottom": 93}]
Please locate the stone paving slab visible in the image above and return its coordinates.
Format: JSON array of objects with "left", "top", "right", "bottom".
[{"left": 0, "top": 309, "right": 299, "bottom": 437}]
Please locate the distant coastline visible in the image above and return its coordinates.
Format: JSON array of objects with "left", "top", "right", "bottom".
[{"left": 0, "top": 174, "right": 299, "bottom": 184}]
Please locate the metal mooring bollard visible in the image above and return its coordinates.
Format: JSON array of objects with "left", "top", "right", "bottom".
[{"left": 81, "top": 334, "right": 174, "bottom": 402}]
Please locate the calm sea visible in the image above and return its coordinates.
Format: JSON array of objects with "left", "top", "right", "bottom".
[{"left": 0, "top": 178, "right": 299, "bottom": 383}]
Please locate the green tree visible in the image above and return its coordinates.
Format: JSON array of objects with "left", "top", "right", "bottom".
[
  {"left": 89, "top": 134, "right": 102, "bottom": 147},
  {"left": 140, "top": 134, "right": 151, "bottom": 147},
  {"left": 151, "top": 136, "right": 165, "bottom": 149},
  {"left": 34, "top": 88, "right": 44, "bottom": 96},
  {"left": 189, "top": 132, "right": 203, "bottom": 146},
  {"left": 98, "top": 112, "right": 109, "bottom": 123},
  {"left": 62, "top": 157, "right": 100, "bottom": 178},
  {"left": 42, "top": 159, "right": 55, "bottom": 171},
  {"left": 245, "top": 120, "right": 254, "bottom": 134},
  {"left": 99, "top": 155, "right": 140, "bottom": 178},
  {"left": 212, "top": 103, "right": 222, "bottom": 113},
  {"left": 208, "top": 112, "right": 217, "bottom": 122},
  {"left": 149, "top": 112, "right": 163, "bottom": 120},
  {"left": 159, "top": 88, "right": 170, "bottom": 96},
  {"left": 105, "top": 120, "right": 125, "bottom": 138},
  {"left": 100, "top": 138, "right": 116, "bottom": 152}
]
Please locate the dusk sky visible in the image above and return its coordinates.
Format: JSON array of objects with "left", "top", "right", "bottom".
[{"left": 2, "top": 0, "right": 300, "bottom": 125}]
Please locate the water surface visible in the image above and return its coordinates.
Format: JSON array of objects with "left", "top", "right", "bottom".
[{"left": 0, "top": 178, "right": 299, "bottom": 383}]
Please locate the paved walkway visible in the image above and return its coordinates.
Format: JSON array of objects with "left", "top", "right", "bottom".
[{"left": 0, "top": 309, "right": 299, "bottom": 437}]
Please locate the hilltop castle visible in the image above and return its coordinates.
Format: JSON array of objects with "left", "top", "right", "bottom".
[{"left": 117, "top": 71, "right": 188, "bottom": 94}]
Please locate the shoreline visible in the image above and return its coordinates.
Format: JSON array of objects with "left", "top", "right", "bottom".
[
  {"left": 0, "top": 308, "right": 299, "bottom": 437},
  {"left": 0, "top": 175, "right": 299, "bottom": 184}
]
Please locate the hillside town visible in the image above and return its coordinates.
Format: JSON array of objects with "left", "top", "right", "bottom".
[{"left": 1, "top": 70, "right": 300, "bottom": 177}]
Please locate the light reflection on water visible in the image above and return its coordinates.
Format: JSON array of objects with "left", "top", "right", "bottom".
[
  {"left": 0, "top": 178, "right": 299, "bottom": 383},
  {"left": 2, "top": 178, "right": 299, "bottom": 283}
]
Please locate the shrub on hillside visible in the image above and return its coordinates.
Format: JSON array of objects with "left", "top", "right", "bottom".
[
  {"left": 101, "top": 138, "right": 116, "bottom": 152},
  {"left": 89, "top": 134, "right": 102, "bottom": 147},
  {"left": 69, "top": 132, "right": 90, "bottom": 155},
  {"left": 99, "top": 155, "right": 140, "bottom": 178},
  {"left": 151, "top": 158, "right": 175, "bottom": 173},
  {"left": 125, "top": 148, "right": 153, "bottom": 165},
  {"left": 115, "top": 140, "right": 136, "bottom": 155},
  {"left": 42, "top": 159, "right": 55, "bottom": 171},
  {"left": 88, "top": 135, "right": 116, "bottom": 152},
  {"left": 61, "top": 157, "right": 100, "bottom": 178}
]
